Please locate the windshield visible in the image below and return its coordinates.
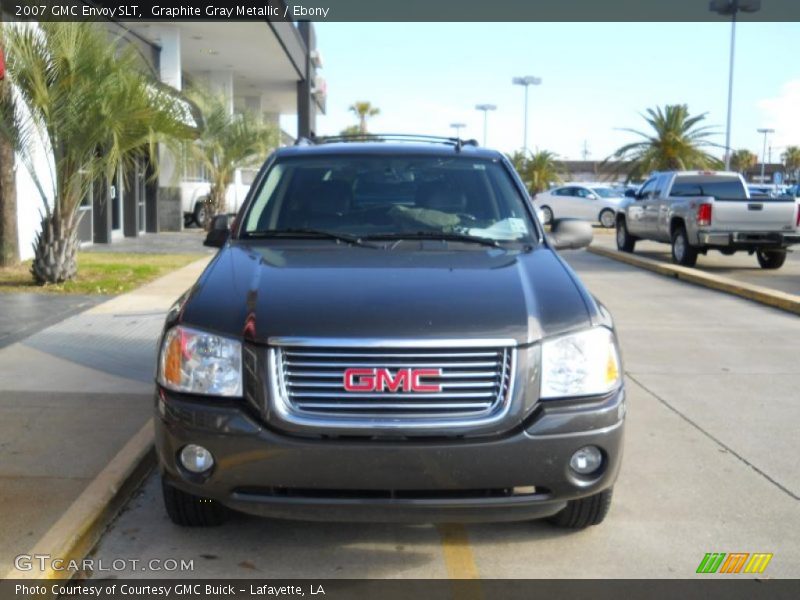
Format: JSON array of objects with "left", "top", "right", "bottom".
[
  {"left": 591, "top": 187, "right": 622, "bottom": 198},
  {"left": 242, "top": 155, "right": 535, "bottom": 243}
]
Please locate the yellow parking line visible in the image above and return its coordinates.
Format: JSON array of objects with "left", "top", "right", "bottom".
[{"left": 437, "top": 523, "right": 480, "bottom": 579}]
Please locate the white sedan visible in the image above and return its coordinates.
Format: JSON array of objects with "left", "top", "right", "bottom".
[{"left": 534, "top": 184, "right": 625, "bottom": 228}]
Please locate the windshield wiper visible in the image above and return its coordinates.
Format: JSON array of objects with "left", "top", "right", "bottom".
[
  {"left": 244, "top": 228, "right": 375, "bottom": 248},
  {"left": 365, "top": 231, "right": 501, "bottom": 248}
]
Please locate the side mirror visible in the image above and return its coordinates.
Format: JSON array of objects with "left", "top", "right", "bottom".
[
  {"left": 547, "top": 218, "right": 593, "bottom": 251},
  {"left": 624, "top": 189, "right": 637, "bottom": 198},
  {"left": 204, "top": 214, "right": 232, "bottom": 248}
]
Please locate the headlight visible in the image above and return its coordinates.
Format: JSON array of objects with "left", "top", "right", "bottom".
[
  {"left": 540, "top": 327, "right": 621, "bottom": 399},
  {"left": 158, "top": 325, "right": 242, "bottom": 396}
]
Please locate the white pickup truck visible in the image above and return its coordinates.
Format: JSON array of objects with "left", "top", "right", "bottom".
[{"left": 615, "top": 171, "right": 800, "bottom": 269}]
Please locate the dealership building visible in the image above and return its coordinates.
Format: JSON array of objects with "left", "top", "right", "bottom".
[{"left": 10, "top": 18, "right": 326, "bottom": 259}]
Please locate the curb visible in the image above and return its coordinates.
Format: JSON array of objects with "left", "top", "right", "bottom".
[
  {"left": 588, "top": 245, "right": 800, "bottom": 316},
  {"left": 4, "top": 421, "right": 155, "bottom": 581}
]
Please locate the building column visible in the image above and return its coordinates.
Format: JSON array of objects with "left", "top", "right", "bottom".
[{"left": 153, "top": 26, "right": 184, "bottom": 232}]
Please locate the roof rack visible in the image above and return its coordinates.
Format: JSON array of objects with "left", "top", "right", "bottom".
[{"left": 308, "top": 133, "right": 480, "bottom": 152}]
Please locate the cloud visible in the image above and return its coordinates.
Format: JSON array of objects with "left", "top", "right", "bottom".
[{"left": 757, "top": 80, "right": 800, "bottom": 150}]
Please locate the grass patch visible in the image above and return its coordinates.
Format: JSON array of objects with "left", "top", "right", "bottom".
[{"left": 0, "top": 253, "right": 206, "bottom": 295}]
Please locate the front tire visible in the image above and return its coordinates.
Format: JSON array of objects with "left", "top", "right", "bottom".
[
  {"left": 671, "top": 225, "right": 698, "bottom": 267},
  {"left": 756, "top": 250, "right": 787, "bottom": 269},
  {"left": 193, "top": 202, "right": 208, "bottom": 229},
  {"left": 162, "top": 478, "right": 227, "bottom": 527},
  {"left": 599, "top": 209, "right": 615, "bottom": 229},
  {"left": 615, "top": 217, "right": 636, "bottom": 252},
  {"left": 548, "top": 488, "right": 613, "bottom": 529},
  {"left": 540, "top": 206, "right": 553, "bottom": 225}
]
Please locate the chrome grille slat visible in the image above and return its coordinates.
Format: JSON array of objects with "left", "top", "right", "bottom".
[
  {"left": 288, "top": 381, "right": 497, "bottom": 389},
  {"left": 291, "top": 391, "right": 496, "bottom": 399},
  {"left": 285, "top": 360, "right": 500, "bottom": 368},
  {"left": 275, "top": 344, "right": 515, "bottom": 423},
  {"left": 284, "top": 351, "right": 500, "bottom": 359},
  {"left": 296, "top": 402, "right": 494, "bottom": 410}
]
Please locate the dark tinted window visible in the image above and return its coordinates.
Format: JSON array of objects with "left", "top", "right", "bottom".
[
  {"left": 243, "top": 155, "right": 535, "bottom": 242},
  {"left": 670, "top": 177, "right": 747, "bottom": 199}
]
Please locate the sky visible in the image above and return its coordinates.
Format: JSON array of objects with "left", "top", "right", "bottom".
[{"left": 308, "top": 22, "right": 800, "bottom": 162}]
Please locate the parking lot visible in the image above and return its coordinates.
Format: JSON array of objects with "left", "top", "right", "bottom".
[
  {"left": 591, "top": 233, "right": 800, "bottom": 296},
  {"left": 88, "top": 249, "right": 800, "bottom": 579}
]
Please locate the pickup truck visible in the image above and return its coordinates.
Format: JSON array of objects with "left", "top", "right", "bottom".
[{"left": 615, "top": 171, "right": 800, "bottom": 268}]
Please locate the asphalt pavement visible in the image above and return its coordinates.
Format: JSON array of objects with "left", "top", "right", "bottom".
[
  {"left": 591, "top": 233, "right": 800, "bottom": 296},
  {"left": 87, "top": 249, "right": 800, "bottom": 579}
]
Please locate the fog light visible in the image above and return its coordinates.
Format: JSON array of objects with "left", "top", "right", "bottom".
[
  {"left": 180, "top": 444, "right": 214, "bottom": 474},
  {"left": 569, "top": 446, "right": 603, "bottom": 475}
]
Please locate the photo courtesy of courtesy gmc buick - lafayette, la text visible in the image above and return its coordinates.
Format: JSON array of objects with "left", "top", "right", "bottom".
[{"left": 155, "top": 135, "right": 626, "bottom": 530}]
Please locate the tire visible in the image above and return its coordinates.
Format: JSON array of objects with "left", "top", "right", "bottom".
[
  {"left": 548, "top": 488, "right": 613, "bottom": 529},
  {"left": 193, "top": 202, "right": 208, "bottom": 229},
  {"left": 541, "top": 206, "right": 553, "bottom": 225},
  {"left": 599, "top": 209, "right": 616, "bottom": 229},
  {"left": 161, "top": 478, "right": 227, "bottom": 527},
  {"left": 756, "top": 249, "right": 787, "bottom": 270},
  {"left": 615, "top": 217, "right": 636, "bottom": 252},
  {"left": 183, "top": 214, "right": 194, "bottom": 228},
  {"left": 719, "top": 248, "right": 736, "bottom": 256},
  {"left": 671, "top": 225, "right": 698, "bottom": 267}
]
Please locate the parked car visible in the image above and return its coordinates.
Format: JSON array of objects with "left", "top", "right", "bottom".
[
  {"left": 616, "top": 171, "right": 800, "bottom": 268},
  {"left": 155, "top": 135, "right": 625, "bottom": 530},
  {"left": 534, "top": 184, "right": 625, "bottom": 228}
]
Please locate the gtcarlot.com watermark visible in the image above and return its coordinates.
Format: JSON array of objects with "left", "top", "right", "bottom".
[{"left": 14, "top": 553, "right": 194, "bottom": 573}]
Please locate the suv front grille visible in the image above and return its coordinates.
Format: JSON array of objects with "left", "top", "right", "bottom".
[{"left": 268, "top": 341, "right": 516, "bottom": 428}]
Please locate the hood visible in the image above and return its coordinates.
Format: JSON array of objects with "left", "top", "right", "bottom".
[{"left": 179, "top": 242, "right": 596, "bottom": 346}]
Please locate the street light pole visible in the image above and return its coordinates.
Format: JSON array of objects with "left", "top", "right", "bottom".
[
  {"left": 512, "top": 76, "right": 542, "bottom": 153},
  {"left": 709, "top": 0, "right": 762, "bottom": 170},
  {"left": 450, "top": 122, "right": 466, "bottom": 139},
  {"left": 757, "top": 127, "right": 774, "bottom": 183},
  {"left": 475, "top": 104, "right": 497, "bottom": 147}
]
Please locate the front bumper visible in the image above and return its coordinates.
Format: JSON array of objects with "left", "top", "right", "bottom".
[
  {"left": 698, "top": 231, "right": 800, "bottom": 248},
  {"left": 155, "top": 387, "right": 625, "bottom": 523}
]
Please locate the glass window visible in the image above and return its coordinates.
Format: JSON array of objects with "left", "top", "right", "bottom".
[
  {"left": 670, "top": 177, "right": 747, "bottom": 199},
  {"left": 638, "top": 178, "right": 657, "bottom": 199},
  {"left": 242, "top": 155, "right": 535, "bottom": 242}
]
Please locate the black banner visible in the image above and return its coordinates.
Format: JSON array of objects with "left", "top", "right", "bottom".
[
  {"left": 2, "top": 0, "right": 800, "bottom": 22},
  {"left": 2, "top": 580, "right": 800, "bottom": 600}
]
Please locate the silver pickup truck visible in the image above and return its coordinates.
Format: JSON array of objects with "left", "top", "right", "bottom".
[{"left": 615, "top": 171, "right": 800, "bottom": 269}]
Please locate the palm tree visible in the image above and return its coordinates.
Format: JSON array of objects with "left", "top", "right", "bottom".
[
  {"left": 186, "top": 88, "right": 278, "bottom": 224},
  {"left": 605, "top": 104, "right": 722, "bottom": 182},
  {"left": 781, "top": 146, "right": 800, "bottom": 182},
  {"left": 0, "top": 22, "right": 194, "bottom": 284},
  {"left": 348, "top": 102, "right": 380, "bottom": 134},
  {"left": 730, "top": 149, "right": 758, "bottom": 175},
  {"left": 509, "top": 150, "right": 562, "bottom": 195}
]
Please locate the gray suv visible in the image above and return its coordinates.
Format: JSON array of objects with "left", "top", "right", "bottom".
[{"left": 155, "top": 135, "right": 625, "bottom": 529}]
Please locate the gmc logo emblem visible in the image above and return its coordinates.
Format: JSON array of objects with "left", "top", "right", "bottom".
[{"left": 343, "top": 368, "right": 442, "bottom": 393}]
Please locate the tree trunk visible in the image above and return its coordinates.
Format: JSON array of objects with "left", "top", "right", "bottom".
[
  {"left": 30, "top": 214, "right": 79, "bottom": 284},
  {"left": 0, "top": 88, "right": 19, "bottom": 267}
]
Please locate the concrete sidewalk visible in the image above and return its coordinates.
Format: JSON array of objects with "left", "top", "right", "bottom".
[{"left": 0, "top": 257, "right": 211, "bottom": 575}]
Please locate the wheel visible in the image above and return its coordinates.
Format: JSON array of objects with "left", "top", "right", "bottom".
[
  {"left": 548, "top": 488, "right": 613, "bottom": 529},
  {"left": 756, "top": 250, "right": 787, "bottom": 269},
  {"left": 193, "top": 202, "right": 208, "bottom": 229},
  {"left": 599, "top": 209, "right": 616, "bottom": 229},
  {"left": 615, "top": 217, "right": 636, "bottom": 252},
  {"left": 719, "top": 248, "right": 736, "bottom": 256},
  {"left": 671, "top": 225, "right": 698, "bottom": 267},
  {"left": 161, "top": 478, "right": 227, "bottom": 527},
  {"left": 540, "top": 206, "right": 553, "bottom": 225}
]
